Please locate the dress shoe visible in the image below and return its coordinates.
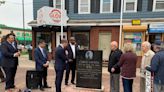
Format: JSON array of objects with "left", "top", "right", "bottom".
[
  {"left": 40, "top": 87, "right": 45, "bottom": 91},
  {"left": 0, "top": 78, "right": 5, "bottom": 83},
  {"left": 71, "top": 82, "right": 75, "bottom": 85},
  {"left": 43, "top": 85, "right": 51, "bottom": 88},
  {"left": 65, "top": 83, "right": 68, "bottom": 86},
  {"left": 11, "top": 85, "right": 15, "bottom": 88},
  {"left": 5, "top": 89, "right": 12, "bottom": 92}
]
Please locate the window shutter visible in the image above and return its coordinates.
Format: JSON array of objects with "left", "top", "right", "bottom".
[
  {"left": 91, "top": 0, "right": 100, "bottom": 13},
  {"left": 74, "top": 0, "right": 78, "bottom": 13},
  {"left": 137, "top": 0, "right": 142, "bottom": 11},
  {"left": 147, "top": 0, "right": 153, "bottom": 11},
  {"left": 113, "top": 0, "right": 121, "bottom": 12}
]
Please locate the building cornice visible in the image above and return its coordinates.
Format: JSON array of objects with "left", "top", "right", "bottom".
[
  {"left": 28, "top": 18, "right": 164, "bottom": 27},
  {"left": 67, "top": 18, "right": 164, "bottom": 26}
]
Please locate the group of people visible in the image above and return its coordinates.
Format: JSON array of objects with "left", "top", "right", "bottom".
[
  {"left": 108, "top": 40, "right": 164, "bottom": 92},
  {"left": 0, "top": 33, "right": 78, "bottom": 92},
  {"left": 34, "top": 37, "right": 78, "bottom": 92},
  {"left": 0, "top": 33, "right": 164, "bottom": 92}
]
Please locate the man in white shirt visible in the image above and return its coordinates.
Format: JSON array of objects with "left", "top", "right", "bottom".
[{"left": 65, "top": 37, "right": 79, "bottom": 85}]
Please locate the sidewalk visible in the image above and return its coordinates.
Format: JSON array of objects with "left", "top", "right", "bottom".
[{"left": 0, "top": 55, "right": 140, "bottom": 92}]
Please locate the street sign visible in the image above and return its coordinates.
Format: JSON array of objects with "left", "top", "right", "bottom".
[{"left": 132, "top": 19, "right": 141, "bottom": 25}]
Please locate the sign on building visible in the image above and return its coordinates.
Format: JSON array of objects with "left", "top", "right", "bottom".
[{"left": 37, "top": 6, "right": 69, "bottom": 26}]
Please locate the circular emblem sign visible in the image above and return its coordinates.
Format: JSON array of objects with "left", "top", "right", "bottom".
[{"left": 49, "top": 9, "right": 61, "bottom": 23}]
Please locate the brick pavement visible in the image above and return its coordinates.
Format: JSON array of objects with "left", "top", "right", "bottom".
[{"left": 0, "top": 55, "right": 140, "bottom": 92}]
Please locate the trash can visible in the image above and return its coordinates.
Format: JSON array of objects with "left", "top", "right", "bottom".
[{"left": 28, "top": 49, "right": 32, "bottom": 60}]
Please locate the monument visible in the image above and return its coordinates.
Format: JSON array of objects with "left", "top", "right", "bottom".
[{"left": 76, "top": 50, "right": 102, "bottom": 89}]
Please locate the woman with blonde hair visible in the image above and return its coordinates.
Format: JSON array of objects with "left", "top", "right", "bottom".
[{"left": 111, "top": 43, "right": 138, "bottom": 92}]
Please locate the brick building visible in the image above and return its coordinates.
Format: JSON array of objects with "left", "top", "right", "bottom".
[{"left": 28, "top": 0, "right": 164, "bottom": 66}]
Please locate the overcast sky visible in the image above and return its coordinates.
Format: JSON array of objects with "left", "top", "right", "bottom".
[{"left": 0, "top": 0, "right": 33, "bottom": 29}]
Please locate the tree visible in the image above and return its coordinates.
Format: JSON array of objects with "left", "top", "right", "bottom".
[{"left": 0, "top": 0, "right": 5, "bottom": 5}]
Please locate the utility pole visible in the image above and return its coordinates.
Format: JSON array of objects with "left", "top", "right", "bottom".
[
  {"left": 22, "top": 0, "right": 26, "bottom": 45},
  {"left": 119, "top": 0, "right": 124, "bottom": 49},
  {"left": 60, "top": 0, "right": 64, "bottom": 40}
]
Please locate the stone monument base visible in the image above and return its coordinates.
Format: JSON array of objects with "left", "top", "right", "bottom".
[{"left": 74, "top": 86, "right": 104, "bottom": 92}]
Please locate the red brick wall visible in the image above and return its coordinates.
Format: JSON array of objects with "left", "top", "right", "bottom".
[
  {"left": 90, "top": 27, "right": 99, "bottom": 50},
  {"left": 89, "top": 26, "right": 142, "bottom": 68},
  {"left": 90, "top": 26, "right": 120, "bottom": 50}
]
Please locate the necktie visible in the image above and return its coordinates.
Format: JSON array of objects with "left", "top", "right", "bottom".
[
  {"left": 41, "top": 49, "right": 46, "bottom": 58},
  {"left": 11, "top": 43, "right": 16, "bottom": 49}
]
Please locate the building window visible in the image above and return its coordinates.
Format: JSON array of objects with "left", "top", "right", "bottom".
[
  {"left": 100, "top": 0, "right": 113, "bottom": 13},
  {"left": 78, "top": 0, "right": 91, "bottom": 14},
  {"left": 72, "top": 32, "right": 90, "bottom": 50},
  {"left": 153, "top": 0, "right": 164, "bottom": 11},
  {"left": 56, "top": 32, "right": 67, "bottom": 47},
  {"left": 53, "top": 0, "right": 65, "bottom": 9},
  {"left": 36, "top": 32, "right": 52, "bottom": 52},
  {"left": 124, "top": 0, "right": 137, "bottom": 12}
]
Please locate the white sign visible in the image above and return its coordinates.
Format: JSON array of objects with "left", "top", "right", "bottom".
[
  {"left": 145, "top": 70, "right": 151, "bottom": 92},
  {"left": 37, "top": 6, "right": 69, "bottom": 26},
  {"left": 150, "top": 24, "right": 164, "bottom": 28}
]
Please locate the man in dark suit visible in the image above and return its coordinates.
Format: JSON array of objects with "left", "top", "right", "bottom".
[
  {"left": 55, "top": 39, "right": 68, "bottom": 92},
  {"left": 34, "top": 40, "right": 51, "bottom": 91},
  {"left": 0, "top": 36, "right": 6, "bottom": 83},
  {"left": 1, "top": 33, "right": 20, "bottom": 91},
  {"left": 65, "top": 37, "right": 79, "bottom": 85}
]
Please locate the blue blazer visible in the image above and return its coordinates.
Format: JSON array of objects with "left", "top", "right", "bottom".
[
  {"left": 0, "top": 41, "right": 18, "bottom": 68},
  {"left": 55, "top": 45, "right": 68, "bottom": 70},
  {"left": 34, "top": 47, "right": 48, "bottom": 71}
]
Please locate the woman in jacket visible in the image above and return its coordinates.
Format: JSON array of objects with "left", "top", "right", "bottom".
[{"left": 111, "top": 43, "right": 138, "bottom": 92}]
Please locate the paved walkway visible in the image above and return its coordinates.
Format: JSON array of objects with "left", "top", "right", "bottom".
[{"left": 0, "top": 55, "right": 140, "bottom": 92}]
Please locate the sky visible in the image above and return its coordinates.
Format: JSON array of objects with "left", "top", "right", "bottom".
[{"left": 0, "top": 0, "right": 33, "bottom": 29}]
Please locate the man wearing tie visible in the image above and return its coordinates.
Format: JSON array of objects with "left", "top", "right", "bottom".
[
  {"left": 1, "top": 33, "right": 20, "bottom": 92},
  {"left": 55, "top": 39, "right": 68, "bottom": 92},
  {"left": 34, "top": 40, "right": 51, "bottom": 91},
  {"left": 65, "top": 37, "right": 79, "bottom": 85}
]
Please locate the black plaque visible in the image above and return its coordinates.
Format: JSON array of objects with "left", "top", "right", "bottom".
[{"left": 76, "top": 50, "right": 102, "bottom": 89}]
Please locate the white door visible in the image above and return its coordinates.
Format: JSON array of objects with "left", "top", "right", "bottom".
[
  {"left": 98, "top": 33, "right": 111, "bottom": 61},
  {"left": 56, "top": 32, "right": 67, "bottom": 47}
]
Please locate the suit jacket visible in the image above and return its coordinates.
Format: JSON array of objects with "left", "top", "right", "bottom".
[
  {"left": 141, "top": 50, "right": 155, "bottom": 78},
  {"left": 0, "top": 45, "right": 3, "bottom": 66},
  {"left": 34, "top": 47, "right": 48, "bottom": 71},
  {"left": 108, "top": 48, "right": 122, "bottom": 74},
  {"left": 66, "top": 44, "right": 79, "bottom": 60},
  {"left": 55, "top": 45, "right": 68, "bottom": 70},
  {"left": 0, "top": 41, "right": 18, "bottom": 68}
]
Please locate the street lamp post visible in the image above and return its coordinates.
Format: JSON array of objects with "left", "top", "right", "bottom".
[
  {"left": 119, "top": 0, "right": 124, "bottom": 49},
  {"left": 60, "top": 1, "right": 63, "bottom": 40},
  {"left": 22, "top": 0, "right": 26, "bottom": 45}
]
